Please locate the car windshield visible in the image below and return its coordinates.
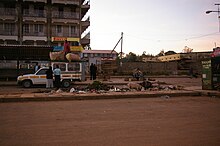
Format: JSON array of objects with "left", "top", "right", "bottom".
[{"left": 36, "top": 68, "right": 48, "bottom": 75}]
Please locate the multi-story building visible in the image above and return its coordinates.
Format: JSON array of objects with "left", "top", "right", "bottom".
[{"left": 0, "top": 0, "right": 90, "bottom": 49}]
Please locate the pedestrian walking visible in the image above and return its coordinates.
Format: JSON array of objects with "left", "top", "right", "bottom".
[
  {"left": 53, "top": 65, "right": 61, "bottom": 89},
  {"left": 46, "top": 66, "right": 54, "bottom": 89}
]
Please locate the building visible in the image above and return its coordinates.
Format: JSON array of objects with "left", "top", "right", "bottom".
[
  {"left": 142, "top": 56, "right": 158, "bottom": 62},
  {"left": 0, "top": 0, "right": 90, "bottom": 80},
  {"left": 0, "top": 0, "right": 90, "bottom": 49},
  {"left": 157, "top": 51, "right": 212, "bottom": 75},
  {"left": 81, "top": 50, "right": 118, "bottom": 75},
  {"left": 82, "top": 50, "right": 118, "bottom": 61},
  {"left": 157, "top": 52, "right": 212, "bottom": 62}
]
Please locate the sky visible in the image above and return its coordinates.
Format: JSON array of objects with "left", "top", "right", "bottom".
[{"left": 88, "top": 0, "right": 220, "bottom": 55}]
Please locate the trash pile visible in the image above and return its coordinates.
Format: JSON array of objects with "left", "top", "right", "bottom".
[{"left": 46, "top": 79, "right": 184, "bottom": 94}]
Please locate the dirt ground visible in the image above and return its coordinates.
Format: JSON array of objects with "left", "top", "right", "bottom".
[{"left": 0, "top": 96, "right": 220, "bottom": 146}]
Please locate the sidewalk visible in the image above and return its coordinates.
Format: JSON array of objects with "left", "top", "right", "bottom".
[{"left": 0, "top": 77, "right": 219, "bottom": 102}]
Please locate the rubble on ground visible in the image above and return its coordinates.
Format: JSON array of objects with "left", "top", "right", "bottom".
[{"left": 46, "top": 79, "right": 184, "bottom": 94}]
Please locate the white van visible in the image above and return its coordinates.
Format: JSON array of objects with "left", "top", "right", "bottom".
[{"left": 17, "top": 62, "right": 85, "bottom": 88}]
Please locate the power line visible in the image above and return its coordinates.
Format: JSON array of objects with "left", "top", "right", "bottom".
[{"left": 124, "top": 32, "right": 220, "bottom": 42}]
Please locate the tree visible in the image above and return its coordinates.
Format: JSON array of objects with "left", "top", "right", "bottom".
[
  {"left": 165, "top": 50, "right": 176, "bottom": 55},
  {"left": 156, "top": 50, "right": 165, "bottom": 57},
  {"left": 127, "top": 52, "right": 137, "bottom": 62}
]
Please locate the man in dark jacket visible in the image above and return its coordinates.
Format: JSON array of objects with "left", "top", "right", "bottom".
[{"left": 46, "top": 66, "right": 54, "bottom": 88}]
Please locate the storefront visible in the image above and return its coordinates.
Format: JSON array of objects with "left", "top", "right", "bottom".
[{"left": 202, "top": 47, "right": 220, "bottom": 90}]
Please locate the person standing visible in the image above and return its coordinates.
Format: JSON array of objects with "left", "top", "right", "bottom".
[
  {"left": 93, "top": 64, "right": 97, "bottom": 80},
  {"left": 34, "top": 62, "right": 40, "bottom": 72},
  {"left": 63, "top": 40, "right": 70, "bottom": 59},
  {"left": 53, "top": 65, "right": 61, "bottom": 89},
  {"left": 46, "top": 66, "right": 54, "bottom": 89},
  {"left": 90, "top": 63, "right": 94, "bottom": 80}
]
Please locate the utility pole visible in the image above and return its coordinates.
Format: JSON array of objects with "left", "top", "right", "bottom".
[
  {"left": 111, "top": 32, "right": 124, "bottom": 67},
  {"left": 216, "top": 4, "right": 220, "bottom": 32},
  {"left": 120, "top": 32, "right": 123, "bottom": 59},
  {"left": 206, "top": 3, "right": 220, "bottom": 32}
]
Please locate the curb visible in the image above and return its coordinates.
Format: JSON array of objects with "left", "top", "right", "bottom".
[{"left": 0, "top": 91, "right": 202, "bottom": 103}]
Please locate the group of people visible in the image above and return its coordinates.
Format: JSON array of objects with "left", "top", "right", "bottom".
[
  {"left": 45, "top": 65, "right": 61, "bottom": 89},
  {"left": 90, "top": 63, "right": 97, "bottom": 80}
]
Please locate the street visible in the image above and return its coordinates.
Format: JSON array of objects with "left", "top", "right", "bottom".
[{"left": 1, "top": 96, "right": 220, "bottom": 146}]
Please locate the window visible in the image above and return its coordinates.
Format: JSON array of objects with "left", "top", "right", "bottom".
[
  {"left": 23, "top": 24, "right": 29, "bottom": 33},
  {"left": 71, "top": 7, "right": 76, "bottom": 13},
  {"left": 36, "top": 69, "right": 48, "bottom": 75},
  {"left": 52, "top": 63, "right": 66, "bottom": 71},
  {"left": 23, "top": 5, "right": 29, "bottom": 15},
  {"left": 4, "top": 23, "right": 15, "bottom": 35},
  {"left": 70, "top": 26, "right": 76, "bottom": 35},
  {"left": 4, "top": 3, "right": 15, "bottom": 15},
  {"left": 71, "top": 7, "right": 77, "bottom": 18},
  {"left": 39, "top": 6, "right": 44, "bottom": 17},
  {"left": 68, "top": 63, "right": 80, "bottom": 71},
  {"left": 34, "top": 24, "right": 44, "bottom": 33},
  {"left": 56, "top": 25, "right": 62, "bottom": 34},
  {"left": 58, "top": 6, "right": 64, "bottom": 18}
]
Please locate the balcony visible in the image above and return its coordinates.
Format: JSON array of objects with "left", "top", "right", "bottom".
[
  {"left": 0, "top": 30, "right": 17, "bottom": 36},
  {"left": 81, "top": 19, "right": 90, "bottom": 33},
  {"left": 51, "top": 32, "right": 80, "bottom": 38},
  {"left": 81, "top": 32, "right": 90, "bottom": 47},
  {"left": 81, "top": 2, "right": 90, "bottom": 19},
  {"left": 23, "top": 32, "right": 47, "bottom": 41},
  {"left": 23, "top": 32, "right": 46, "bottom": 37},
  {"left": 23, "top": 9, "right": 47, "bottom": 22},
  {"left": 52, "top": 0, "right": 80, "bottom": 5},
  {"left": 0, "top": 8, "right": 17, "bottom": 21},
  {"left": 0, "top": 30, "right": 18, "bottom": 41},
  {"left": 52, "top": 12, "right": 79, "bottom": 19},
  {"left": 23, "top": 0, "right": 47, "bottom": 3},
  {"left": 52, "top": 12, "right": 80, "bottom": 24}
]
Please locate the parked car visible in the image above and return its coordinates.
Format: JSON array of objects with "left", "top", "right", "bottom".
[{"left": 17, "top": 62, "right": 85, "bottom": 88}]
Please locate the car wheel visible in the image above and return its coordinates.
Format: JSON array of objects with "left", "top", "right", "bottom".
[
  {"left": 62, "top": 80, "right": 71, "bottom": 88},
  {"left": 22, "top": 80, "right": 32, "bottom": 88}
]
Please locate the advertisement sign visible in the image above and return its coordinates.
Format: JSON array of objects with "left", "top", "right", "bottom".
[
  {"left": 201, "top": 60, "right": 212, "bottom": 90},
  {"left": 52, "top": 37, "right": 80, "bottom": 42}
]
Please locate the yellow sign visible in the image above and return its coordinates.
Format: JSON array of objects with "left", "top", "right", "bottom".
[
  {"left": 52, "top": 37, "right": 80, "bottom": 42},
  {"left": 70, "top": 46, "right": 84, "bottom": 52}
]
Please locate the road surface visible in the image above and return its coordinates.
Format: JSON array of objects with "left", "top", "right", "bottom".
[{"left": 0, "top": 96, "right": 220, "bottom": 146}]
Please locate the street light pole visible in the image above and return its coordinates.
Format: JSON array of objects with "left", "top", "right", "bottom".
[{"left": 206, "top": 4, "right": 220, "bottom": 32}]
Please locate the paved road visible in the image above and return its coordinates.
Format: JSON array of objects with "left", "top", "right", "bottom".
[{"left": 1, "top": 96, "right": 220, "bottom": 146}]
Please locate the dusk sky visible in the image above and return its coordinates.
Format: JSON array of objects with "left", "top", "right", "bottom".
[{"left": 88, "top": 0, "right": 220, "bottom": 55}]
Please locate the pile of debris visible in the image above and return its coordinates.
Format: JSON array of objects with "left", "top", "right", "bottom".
[{"left": 46, "top": 79, "right": 183, "bottom": 94}]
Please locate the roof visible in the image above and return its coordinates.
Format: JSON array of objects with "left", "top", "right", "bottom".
[
  {"left": 0, "top": 44, "right": 52, "bottom": 48},
  {"left": 0, "top": 45, "right": 53, "bottom": 60},
  {"left": 82, "top": 50, "right": 118, "bottom": 54}
]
